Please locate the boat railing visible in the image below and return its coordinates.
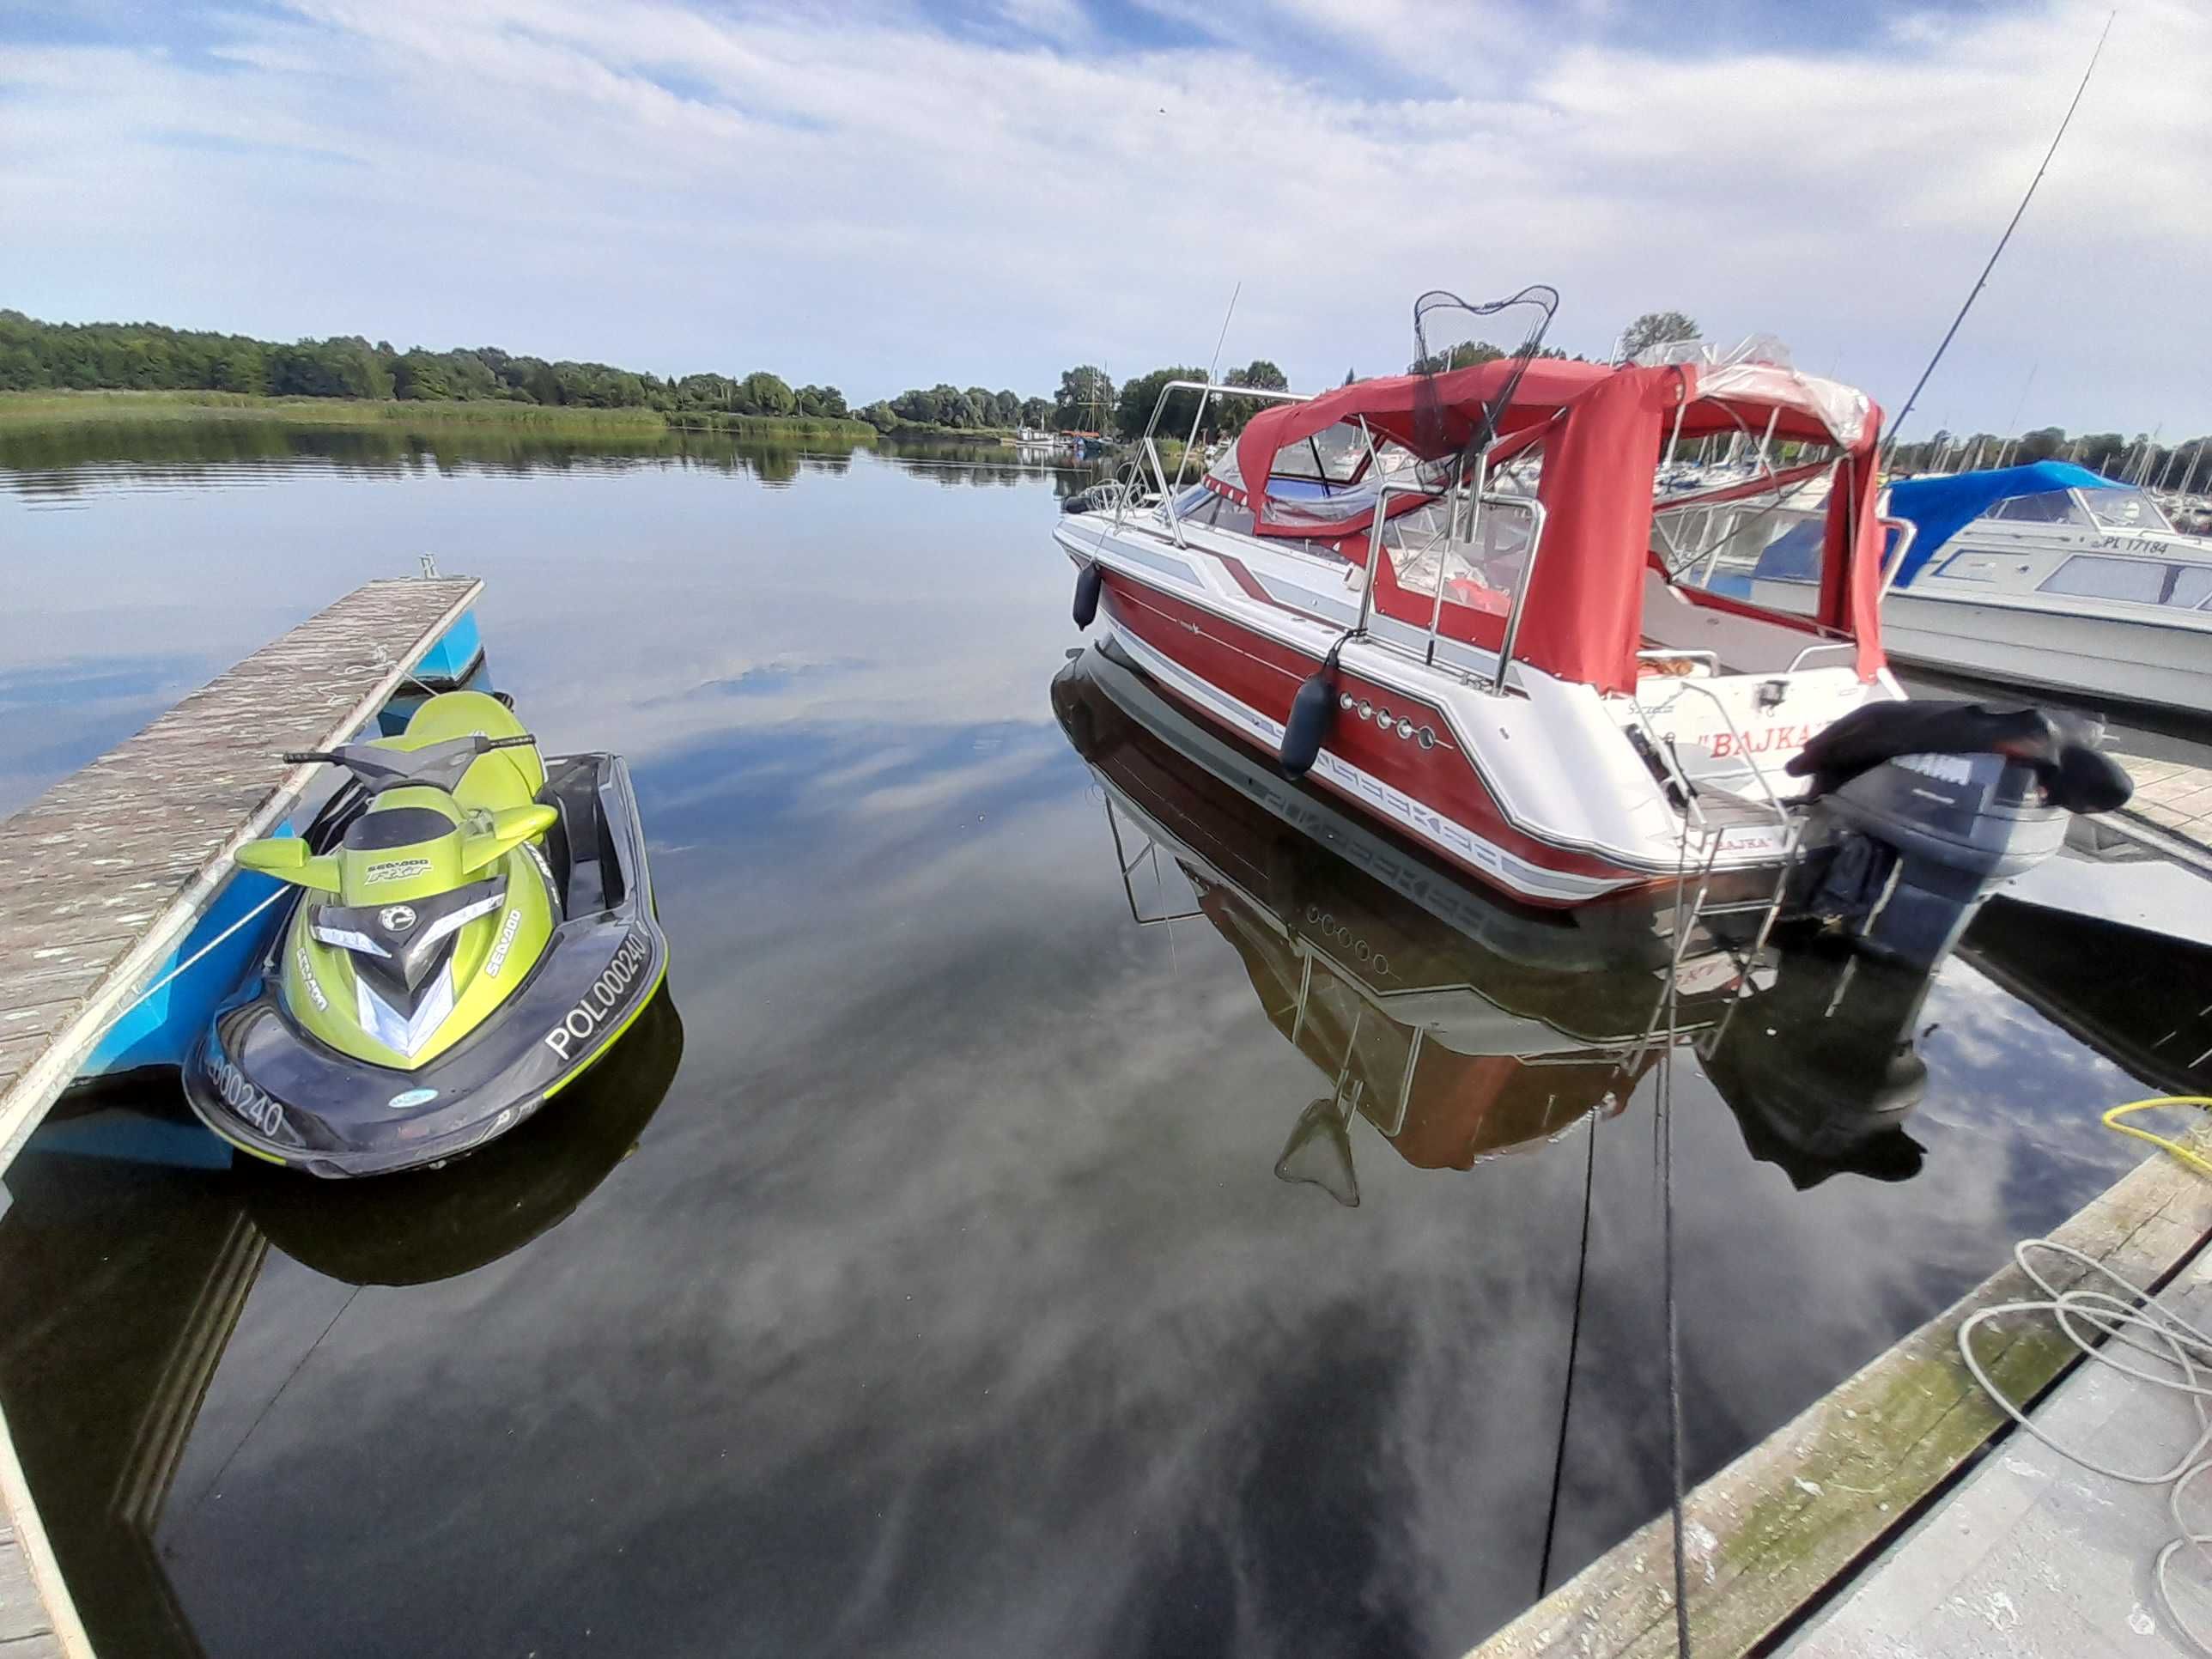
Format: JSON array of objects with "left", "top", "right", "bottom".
[
  {"left": 1651, "top": 678, "right": 1792, "bottom": 827},
  {"left": 1876, "top": 514, "right": 1918, "bottom": 598},
  {"left": 1618, "top": 683, "right": 1800, "bottom": 1064},
  {"left": 1115, "top": 378, "right": 1314, "bottom": 541},
  {"left": 1784, "top": 641, "right": 1858, "bottom": 673},
  {"left": 1137, "top": 437, "right": 1179, "bottom": 540},
  {"left": 1359, "top": 478, "right": 1549, "bottom": 693},
  {"left": 1099, "top": 789, "right": 1202, "bottom": 927}
]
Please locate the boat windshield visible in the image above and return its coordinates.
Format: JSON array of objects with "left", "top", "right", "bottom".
[
  {"left": 1987, "top": 490, "right": 2089, "bottom": 526},
  {"left": 1188, "top": 423, "right": 1430, "bottom": 534},
  {"left": 2081, "top": 488, "right": 2173, "bottom": 533}
]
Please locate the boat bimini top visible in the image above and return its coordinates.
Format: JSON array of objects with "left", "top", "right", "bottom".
[{"left": 1176, "top": 344, "right": 1891, "bottom": 696}]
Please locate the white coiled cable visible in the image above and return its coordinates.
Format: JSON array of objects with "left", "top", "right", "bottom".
[{"left": 1958, "top": 1238, "right": 2212, "bottom": 1654}]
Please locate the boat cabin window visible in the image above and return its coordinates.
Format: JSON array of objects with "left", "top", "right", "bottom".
[
  {"left": 1988, "top": 490, "right": 2090, "bottom": 526},
  {"left": 1268, "top": 424, "right": 1370, "bottom": 493},
  {"left": 1650, "top": 498, "right": 1824, "bottom": 617},
  {"left": 2037, "top": 555, "right": 2212, "bottom": 609},
  {"left": 1182, "top": 490, "right": 1257, "bottom": 535},
  {"left": 1378, "top": 493, "right": 1535, "bottom": 617},
  {"left": 2081, "top": 488, "right": 2174, "bottom": 533},
  {"left": 2037, "top": 554, "right": 2176, "bottom": 605},
  {"left": 1635, "top": 476, "right": 1871, "bottom": 675},
  {"left": 1172, "top": 482, "right": 1214, "bottom": 517}
]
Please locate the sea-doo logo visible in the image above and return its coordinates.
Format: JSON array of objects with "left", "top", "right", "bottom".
[
  {"left": 366, "top": 857, "right": 431, "bottom": 885},
  {"left": 205, "top": 1052, "right": 286, "bottom": 1138},
  {"left": 388, "top": 1087, "right": 439, "bottom": 1109},
  {"left": 544, "top": 928, "right": 652, "bottom": 1060},
  {"left": 486, "top": 908, "right": 523, "bottom": 977},
  {"left": 295, "top": 943, "right": 329, "bottom": 1012},
  {"left": 379, "top": 904, "right": 418, "bottom": 932}
]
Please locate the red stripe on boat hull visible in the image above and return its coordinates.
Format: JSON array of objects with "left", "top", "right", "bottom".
[{"left": 1095, "top": 569, "right": 1639, "bottom": 903}]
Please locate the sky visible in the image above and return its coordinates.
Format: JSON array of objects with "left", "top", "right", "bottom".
[{"left": 2, "top": 0, "right": 2206, "bottom": 438}]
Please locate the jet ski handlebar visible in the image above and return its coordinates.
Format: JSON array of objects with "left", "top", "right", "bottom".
[{"left": 283, "top": 733, "right": 539, "bottom": 793}]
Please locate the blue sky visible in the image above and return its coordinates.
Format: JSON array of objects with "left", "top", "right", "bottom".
[{"left": 2, "top": 0, "right": 2205, "bottom": 435}]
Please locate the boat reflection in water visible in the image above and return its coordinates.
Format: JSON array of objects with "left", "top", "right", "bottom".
[
  {"left": 0, "top": 988, "right": 684, "bottom": 1658},
  {"left": 1053, "top": 641, "right": 1933, "bottom": 1202}
]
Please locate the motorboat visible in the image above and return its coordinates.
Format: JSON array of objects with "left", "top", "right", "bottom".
[
  {"left": 1880, "top": 465, "right": 2212, "bottom": 719},
  {"left": 1052, "top": 644, "right": 1934, "bottom": 1201},
  {"left": 1699, "top": 460, "right": 2212, "bottom": 720},
  {"left": 1053, "top": 289, "right": 2131, "bottom": 945}
]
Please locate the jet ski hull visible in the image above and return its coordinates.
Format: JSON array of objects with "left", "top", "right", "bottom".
[{"left": 184, "top": 754, "right": 667, "bottom": 1178}]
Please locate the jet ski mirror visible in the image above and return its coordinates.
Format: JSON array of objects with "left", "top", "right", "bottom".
[
  {"left": 462, "top": 803, "right": 558, "bottom": 874},
  {"left": 237, "top": 836, "right": 307, "bottom": 872},
  {"left": 234, "top": 836, "right": 341, "bottom": 891}
]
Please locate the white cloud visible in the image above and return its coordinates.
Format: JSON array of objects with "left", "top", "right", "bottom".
[{"left": 1, "top": 0, "right": 2205, "bottom": 434}]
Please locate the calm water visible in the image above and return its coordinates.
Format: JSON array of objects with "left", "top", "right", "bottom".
[{"left": 0, "top": 425, "right": 2197, "bottom": 1658}]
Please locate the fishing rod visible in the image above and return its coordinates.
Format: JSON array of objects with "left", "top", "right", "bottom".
[{"left": 1881, "top": 12, "right": 2114, "bottom": 459}]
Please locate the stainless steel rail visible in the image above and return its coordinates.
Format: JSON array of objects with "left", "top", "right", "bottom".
[
  {"left": 1359, "top": 481, "right": 1548, "bottom": 692},
  {"left": 1876, "top": 514, "right": 1919, "bottom": 598}
]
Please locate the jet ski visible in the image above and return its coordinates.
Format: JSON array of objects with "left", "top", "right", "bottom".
[{"left": 184, "top": 690, "right": 668, "bottom": 1177}]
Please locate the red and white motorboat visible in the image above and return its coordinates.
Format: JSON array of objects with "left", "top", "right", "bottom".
[{"left": 1054, "top": 289, "right": 2129, "bottom": 938}]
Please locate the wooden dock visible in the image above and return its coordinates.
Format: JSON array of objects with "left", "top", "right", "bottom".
[
  {"left": 0, "top": 574, "right": 483, "bottom": 1657},
  {"left": 1462, "top": 1119, "right": 2212, "bottom": 1659},
  {"left": 2101, "top": 747, "right": 2212, "bottom": 877},
  {"left": 1784, "top": 1237, "right": 2212, "bottom": 1656}
]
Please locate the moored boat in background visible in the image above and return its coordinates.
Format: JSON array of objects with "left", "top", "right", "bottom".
[
  {"left": 1705, "top": 459, "right": 2212, "bottom": 720},
  {"left": 1879, "top": 464, "right": 2212, "bottom": 720}
]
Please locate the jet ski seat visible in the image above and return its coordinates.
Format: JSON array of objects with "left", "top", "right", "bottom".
[{"left": 398, "top": 690, "right": 547, "bottom": 814}]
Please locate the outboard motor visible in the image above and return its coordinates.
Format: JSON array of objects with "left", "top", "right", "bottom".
[{"left": 1785, "top": 702, "right": 2132, "bottom": 969}]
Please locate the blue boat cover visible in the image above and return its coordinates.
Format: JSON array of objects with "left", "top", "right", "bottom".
[{"left": 1886, "top": 460, "right": 2118, "bottom": 586}]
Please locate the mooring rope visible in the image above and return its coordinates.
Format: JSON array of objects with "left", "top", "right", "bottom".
[
  {"left": 1656, "top": 823, "right": 1695, "bottom": 1656},
  {"left": 1959, "top": 1237, "right": 2212, "bottom": 1655},
  {"left": 106, "top": 886, "right": 289, "bottom": 1028}
]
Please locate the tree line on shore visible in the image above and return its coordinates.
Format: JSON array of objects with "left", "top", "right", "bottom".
[
  {"left": 8, "top": 311, "right": 2201, "bottom": 485},
  {"left": 1888, "top": 427, "right": 2212, "bottom": 493},
  {"left": 0, "top": 310, "right": 1085, "bottom": 435}
]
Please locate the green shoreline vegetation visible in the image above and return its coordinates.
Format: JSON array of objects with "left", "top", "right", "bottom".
[
  {"left": 6, "top": 311, "right": 2200, "bottom": 485},
  {"left": 0, "top": 310, "right": 1100, "bottom": 442}
]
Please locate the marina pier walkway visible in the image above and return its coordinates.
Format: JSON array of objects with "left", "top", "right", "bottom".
[
  {"left": 1465, "top": 1122, "right": 2212, "bottom": 1659},
  {"left": 0, "top": 574, "right": 483, "bottom": 1657},
  {"left": 1785, "top": 1236, "right": 2212, "bottom": 1656},
  {"left": 2105, "top": 747, "right": 2212, "bottom": 876}
]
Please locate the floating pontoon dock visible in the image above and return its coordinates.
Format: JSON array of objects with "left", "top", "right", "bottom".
[
  {"left": 0, "top": 575, "right": 483, "bottom": 1658},
  {"left": 1785, "top": 1240, "right": 2212, "bottom": 1656},
  {"left": 1463, "top": 1120, "right": 2212, "bottom": 1659}
]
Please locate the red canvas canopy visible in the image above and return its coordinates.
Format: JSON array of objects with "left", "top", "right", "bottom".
[{"left": 1230, "top": 360, "right": 1887, "bottom": 695}]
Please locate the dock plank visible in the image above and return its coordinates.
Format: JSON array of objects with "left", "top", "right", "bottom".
[
  {"left": 1784, "top": 1247, "right": 2212, "bottom": 1656},
  {"left": 0, "top": 575, "right": 480, "bottom": 1158},
  {"left": 1462, "top": 1121, "right": 2212, "bottom": 1659},
  {"left": 0, "top": 576, "right": 481, "bottom": 1657}
]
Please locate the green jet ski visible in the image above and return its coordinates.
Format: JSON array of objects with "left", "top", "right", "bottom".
[{"left": 185, "top": 690, "right": 668, "bottom": 1177}]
